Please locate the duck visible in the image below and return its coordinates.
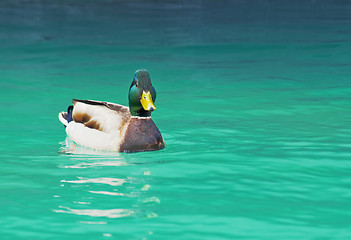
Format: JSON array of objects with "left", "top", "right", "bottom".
[{"left": 58, "top": 69, "right": 166, "bottom": 153}]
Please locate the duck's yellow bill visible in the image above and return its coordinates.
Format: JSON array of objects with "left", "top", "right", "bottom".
[{"left": 140, "top": 90, "right": 156, "bottom": 111}]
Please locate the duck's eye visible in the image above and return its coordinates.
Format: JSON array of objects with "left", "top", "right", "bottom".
[{"left": 135, "top": 82, "right": 138, "bottom": 87}]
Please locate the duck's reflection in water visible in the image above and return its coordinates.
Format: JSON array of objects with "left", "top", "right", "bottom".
[{"left": 55, "top": 145, "right": 161, "bottom": 224}]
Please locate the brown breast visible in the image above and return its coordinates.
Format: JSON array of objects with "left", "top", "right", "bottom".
[{"left": 119, "top": 118, "right": 165, "bottom": 153}]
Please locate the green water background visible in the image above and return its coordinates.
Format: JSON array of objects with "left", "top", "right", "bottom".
[{"left": 1, "top": 1, "right": 351, "bottom": 239}]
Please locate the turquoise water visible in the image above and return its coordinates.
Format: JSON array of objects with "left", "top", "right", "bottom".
[{"left": 1, "top": 1, "right": 351, "bottom": 239}]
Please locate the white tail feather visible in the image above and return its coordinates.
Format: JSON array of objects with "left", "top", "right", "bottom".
[{"left": 58, "top": 112, "right": 69, "bottom": 126}]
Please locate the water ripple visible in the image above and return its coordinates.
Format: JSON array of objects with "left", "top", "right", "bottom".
[
  {"left": 61, "top": 177, "right": 126, "bottom": 186},
  {"left": 89, "top": 191, "right": 125, "bottom": 196},
  {"left": 54, "top": 206, "right": 134, "bottom": 219}
]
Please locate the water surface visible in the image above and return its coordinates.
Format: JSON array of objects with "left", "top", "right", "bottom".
[{"left": 1, "top": 1, "right": 351, "bottom": 239}]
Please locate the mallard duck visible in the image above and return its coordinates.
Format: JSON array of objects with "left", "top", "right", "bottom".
[{"left": 58, "top": 70, "right": 165, "bottom": 153}]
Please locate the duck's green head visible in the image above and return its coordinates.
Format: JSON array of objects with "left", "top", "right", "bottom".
[{"left": 128, "top": 70, "right": 157, "bottom": 117}]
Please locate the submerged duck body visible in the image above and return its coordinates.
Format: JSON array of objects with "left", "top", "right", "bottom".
[{"left": 58, "top": 70, "right": 165, "bottom": 153}]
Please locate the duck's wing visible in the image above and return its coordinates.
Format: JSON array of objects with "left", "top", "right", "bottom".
[
  {"left": 61, "top": 99, "right": 131, "bottom": 151},
  {"left": 71, "top": 99, "right": 131, "bottom": 134},
  {"left": 72, "top": 99, "right": 130, "bottom": 116}
]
